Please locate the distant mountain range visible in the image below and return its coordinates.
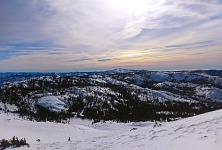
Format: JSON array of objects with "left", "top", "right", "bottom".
[
  {"left": 1, "top": 69, "right": 221, "bottom": 86},
  {"left": 1, "top": 69, "right": 222, "bottom": 123}
]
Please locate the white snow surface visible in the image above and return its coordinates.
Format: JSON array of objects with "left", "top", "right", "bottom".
[
  {"left": 37, "top": 96, "right": 68, "bottom": 113},
  {"left": 1, "top": 109, "right": 222, "bottom": 150},
  {"left": 106, "top": 68, "right": 133, "bottom": 74},
  {"left": 0, "top": 102, "right": 18, "bottom": 112},
  {"left": 196, "top": 86, "right": 222, "bottom": 101},
  {"left": 137, "top": 71, "right": 222, "bottom": 83}
]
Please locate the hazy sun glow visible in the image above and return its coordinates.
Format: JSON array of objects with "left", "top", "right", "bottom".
[{"left": 111, "top": 0, "right": 150, "bottom": 14}]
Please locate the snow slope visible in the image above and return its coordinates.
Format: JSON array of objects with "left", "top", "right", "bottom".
[
  {"left": 37, "top": 96, "right": 69, "bottom": 113},
  {"left": 1, "top": 109, "right": 222, "bottom": 150}
]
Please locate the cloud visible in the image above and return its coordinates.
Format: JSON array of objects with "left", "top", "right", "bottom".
[
  {"left": 0, "top": 49, "right": 32, "bottom": 60},
  {"left": 97, "top": 58, "right": 114, "bottom": 62},
  {"left": 0, "top": 0, "right": 222, "bottom": 71},
  {"left": 0, "top": 0, "right": 52, "bottom": 44},
  {"left": 64, "top": 57, "right": 94, "bottom": 63},
  {"left": 165, "top": 40, "right": 222, "bottom": 50},
  {"left": 1, "top": 0, "right": 222, "bottom": 50},
  {"left": 0, "top": 42, "right": 66, "bottom": 61},
  {"left": 48, "top": 52, "right": 67, "bottom": 55}
]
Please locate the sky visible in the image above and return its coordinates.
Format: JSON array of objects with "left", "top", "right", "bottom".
[{"left": 0, "top": 0, "right": 222, "bottom": 72}]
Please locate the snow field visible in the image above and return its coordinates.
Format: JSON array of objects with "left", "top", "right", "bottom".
[{"left": 1, "top": 109, "right": 222, "bottom": 150}]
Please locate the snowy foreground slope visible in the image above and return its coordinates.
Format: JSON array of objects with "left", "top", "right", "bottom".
[{"left": 1, "top": 110, "right": 222, "bottom": 150}]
